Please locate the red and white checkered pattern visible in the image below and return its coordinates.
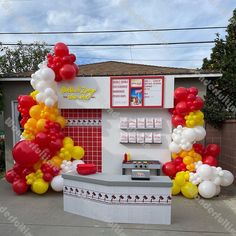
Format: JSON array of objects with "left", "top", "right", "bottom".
[{"left": 61, "top": 109, "right": 102, "bottom": 172}]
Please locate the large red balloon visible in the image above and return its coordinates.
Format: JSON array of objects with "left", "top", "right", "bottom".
[
  {"left": 12, "top": 179, "right": 28, "bottom": 195},
  {"left": 175, "top": 101, "right": 189, "bottom": 115},
  {"left": 174, "top": 87, "right": 188, "bottom": 101},
  {"left": 59, "top": 64, "right": 76, "bottom": 80},
  {"left": 205, "top": 144, "right": 221, "bottom": 157},
  {"left": 172, "top": 114, "right": 186, "bottom": 127},
  {"left": 54, "top": 42, "right": 69, "bottom": 57},
  {"left": 162, "top": 162, "right": 176, "bottom": 177},
  {"left": 12, "top": 140, "right": 41, "bottom": 166},
  {"left": 35, "top": 132, "right": 49, "bottom": 148},
  {"left": 202, "top": 155, "right": 218, "bottom": 166}
]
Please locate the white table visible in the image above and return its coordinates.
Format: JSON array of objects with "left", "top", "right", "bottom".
[{"left": 62, "top": 173, "right": 172, "bottom": 225}]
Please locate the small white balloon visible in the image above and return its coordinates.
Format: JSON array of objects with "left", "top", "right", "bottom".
[
  {"left": 169, "top": 142, "right": 181, "bottom": 153},
  {"left": 45, "top": 97, "right": 55, "bottom": 107},
  {"left": 36, "top": 81, "right": 48, "bottom": 91},
  {"left": 51, "top": 175, "right": 64, "bottom": 192},
  {"left": 220, "top": 170, "right": 234, "bottom": 187},
  {"left": 198, "top": 181, "right": 216, "bottom": 198},
  {"left": 40, "top": 67, "right": 55, "bottom": 81}
]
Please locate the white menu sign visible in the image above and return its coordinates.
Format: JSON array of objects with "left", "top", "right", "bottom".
[
  {"left": 144, "top": 79, "right": 163, "bottom": 107},
  {"left": 112, "top": 79, "right": 129, "bottom": 107}
]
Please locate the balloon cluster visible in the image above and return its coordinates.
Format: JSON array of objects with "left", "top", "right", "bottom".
[
  {"left": 163, "top": 87, "right": 234, "bottom": 199},
  {"left": 47, "top": 42, "right": 79, "bottom": 82},
  {"left": 31, "top": 63, "right": 58, "bottom": 107},
  {"left": 5, "top": 43, "right": 86, "bottom": 195}
]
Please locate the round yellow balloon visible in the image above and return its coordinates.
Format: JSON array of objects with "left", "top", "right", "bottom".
[
  {"left": 175, "top": 175, "right": 186, "bottom": 186},
  {"left": 72, "top": 146, "right": 85, "bottom": 160},
  {"left": 36, "top": 119, "right": 47, "bottom": 132},
  {"left": 29, "top": 105, "right": 42, "bottom": 120},
  {"left": 181, "top": 182, "right": 198, "bottom": 199},
  {"left": 63, "top": 137, "right": 74, "bottom": 146},
  {"left": 56, "top": 116, "right": 66, "bottom": 128},
  {"left": 31, "top": 179, "right": 49, "bottom": 195},
  {"left": 171, "top": 180, "right": 181, "bottom": 195}
]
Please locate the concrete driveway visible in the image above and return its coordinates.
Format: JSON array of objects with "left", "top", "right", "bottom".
[{"left": 0, "top": 179, "right": 235, "bottom": 236}]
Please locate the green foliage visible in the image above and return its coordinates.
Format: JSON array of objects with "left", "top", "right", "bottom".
[
  {"left": 0, "top": 41, "right": 51, "bottom": 75},
  {"left": 202, "top": 9, "right": 236, "bottom": 128}
]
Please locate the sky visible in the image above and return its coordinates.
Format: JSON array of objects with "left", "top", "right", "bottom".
[{"left": 0, "top": 0, "right": 236, "bottom": 69}]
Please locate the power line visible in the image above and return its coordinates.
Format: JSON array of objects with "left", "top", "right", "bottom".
[
  {"left": 0, "top": 26, "right": 227, "bottom": 35},
  {"left": 0, "top": 40, "right": 219, "bottom": 47}
]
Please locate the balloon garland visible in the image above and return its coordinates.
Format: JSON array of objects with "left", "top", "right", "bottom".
[
  {"left": 5, "top": 43, "right": 85, "bottom": 195},
  {"left": 163, "top": 87, "right": 234, "bottom": 199}
]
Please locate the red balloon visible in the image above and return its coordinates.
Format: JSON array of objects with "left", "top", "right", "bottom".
[
  {"left": 13, "top": 162, "right": 24, "bottom": 174},
  {"left": 175, "top": 101, "right": 189, "bottom": 115},
  {"left": 12, "top": 140, "right": 41, "bottom": 166},
  {"left": 59, "top": 64, "right": 76, "bottom": 80},
  {"left": 179, "top": 163, "right": 187, "bottom": 171},
  {"left": 174, "top": 157, "right": 183, "bottom": 165},
  {"left": 21, "top": 167, "right": 34, "bottom": 178},
  {"left": 193, "top": 143, "right": 204, "bottom": 155},
  {"left": 18, "top": 95, "right": 36, "bottom": 109},
  {"left": 12, "top": 179, "right": 28, "bottom": 195},
  {"left": 69, "top": 54, "right": 76, "bottom": 63},
  {"left": 188, "top": 87, "right": 198, "bottom": 96},
  {"left": 186, "top": 93, "right": 196, "bottom": 102},
  {"left": 172, "top": 114, "right": 186, "bottom": 127},
  {"left": 72, "top": 63, "right": 79, "bottom": 74},
  {"left": 174, "top": 87, "right": 188, "bottom": 101},
  {"left": 193, "top": 97, "right": 204, "bottom": 110},
  {"left": 54, "top": 42, "right": 69, "bottom": 57},
  {"left": 205, "top": 144, "right": 221, "bottom": 157},
  {"left": 49, "top": 138, "right": 63, "bottom": 155},
  {"left": 162, "top": 162, "right": 176, "bottom": 177},
  {"left": 35, "top": 132, "right": 49, "bottom": 148},
  {"left": 43, "top": 173, "right": 53, "bottom": 182},
  {"left": 202, "top": 155, "right": 218, "bottom": 166},
  {"left": 5, "top": 169, "right": 18, "bottom": 183}
]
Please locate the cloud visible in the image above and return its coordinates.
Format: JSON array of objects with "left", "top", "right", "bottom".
[{"left": 0, "top": 0, "right": 235, "bottom": 68}]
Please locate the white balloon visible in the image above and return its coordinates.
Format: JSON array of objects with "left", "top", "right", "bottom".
[
  {"left": 193, "top": 126, "right": 206, "bottom": 141},
  {"left": 212, "top": 176, "right": 222, "bottom": 186},
  {"left": 197, "top": 164, "right": 213, "bottom": 180},
  {"left": 198, "top": 181, "right": 216, "bottom": 198},
  {"left": 36, "top": 81, "right": 48, "bottom": 91},
  {"left": 220, "top": 170, "right": 234, "bottom": 187},
  {"left": 169, "top": 142, "right": 181, "bottom": 153},
  {"left": 51, "top": 175, "right": 64, "bottom": 192},
  {"left": 182, "top": 128, "right": 196, "bottom": 142},
  {"left": 45, "top": 88, "right": 55, "bottom": 96},
  {"left": 215, "top": 185, "right": 221, "bottom": 196},
  {"left": 45, "top": 97, "right": 55, "bottom": 107},
  {"left": 36, "top": 93, "right": 45, "bottom": 103},
  {"left": 40, "top": 67, "right": 55, "bottom": 81}
]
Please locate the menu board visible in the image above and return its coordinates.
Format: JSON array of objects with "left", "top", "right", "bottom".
[
  {"left": 111, "top": 76, "right": 164, "bottom": 108},
  {"left": 144, "top": 79, "right": 163, "bottom": 107},
  {"left": 111, "top": 79, "right": 129, "bottom": 107}
]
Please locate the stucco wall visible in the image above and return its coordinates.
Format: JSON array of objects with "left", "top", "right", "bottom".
[{"left": 0, "top": 81, "right": 32, "bottom": 170}]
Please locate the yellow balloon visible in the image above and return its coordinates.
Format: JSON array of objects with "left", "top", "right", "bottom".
[
  {"left": 56, "top": 116, "right": 66, "bottom": 128},
  {"left": 29, "top": 105, "right": 42, "bottom": 120},
  {"left": 50, "top": 156, "right": 63, "bottom": 167},
  {"left": 72, "top": 146, "right": 85, "bottom": 160},
  {"left": 64, "top": 143, "right": 74, "bottom": 152},
  {"left": 175, "top": 175, "right": 186, "bottom": 186},
  {"left": 171, "top": 180, "right": 181, "bottom": 195},
  {"left": 181, "top": 182, "right": 198, "bottom": 199},
  {"left": 63, "top": 137, "right": 74, "bottom": 146},
  {"left": 36, "top": 119, "right": 47, "bottom": 132},
  {"left": 183, "top": 156, "right": 194, "bottom": 165},
  {"left": 31, "top": 179, "right": 49, "bottom": 195}
]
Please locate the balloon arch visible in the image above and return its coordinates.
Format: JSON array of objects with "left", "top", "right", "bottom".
[{"left": 5, "top": 43, "right": 234, "bottom": 197}]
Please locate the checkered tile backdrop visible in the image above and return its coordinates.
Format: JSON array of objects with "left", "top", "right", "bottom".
[{"left": 61, "top": 109, "right": 102, "bottom": 172}]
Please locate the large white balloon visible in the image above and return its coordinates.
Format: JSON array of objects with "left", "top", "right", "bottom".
[
  {"left": 40, "top": 67, "right": 55, "bottom": 81},
  {"left": 197, "top": 164, "right": 213, "bottom": 181},
  {"left": 51, "top": 175, "right": 64, "bottom": 192},
  {"left": 220, "top": 170, "right": 234, "bottom": 187},
  {"left": 198, "top": 181, "right": 216, "bottom": 198}
]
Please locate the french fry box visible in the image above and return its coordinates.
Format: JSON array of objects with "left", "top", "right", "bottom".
[{"left": 77, "top": 164, "right": 97, "bottom": 175}]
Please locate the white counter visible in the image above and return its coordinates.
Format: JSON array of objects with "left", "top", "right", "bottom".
[{"left": 62, "top": 173, "right": 172, "bottom": 225}]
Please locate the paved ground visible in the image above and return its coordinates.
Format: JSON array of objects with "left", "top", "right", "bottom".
[{"left": 0, "top": 179, "right": 236, "bottom": 236}]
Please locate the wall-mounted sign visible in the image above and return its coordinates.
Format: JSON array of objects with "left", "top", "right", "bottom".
[{"left": 110, "top": 76, "right": 164, "bottom": 108}]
